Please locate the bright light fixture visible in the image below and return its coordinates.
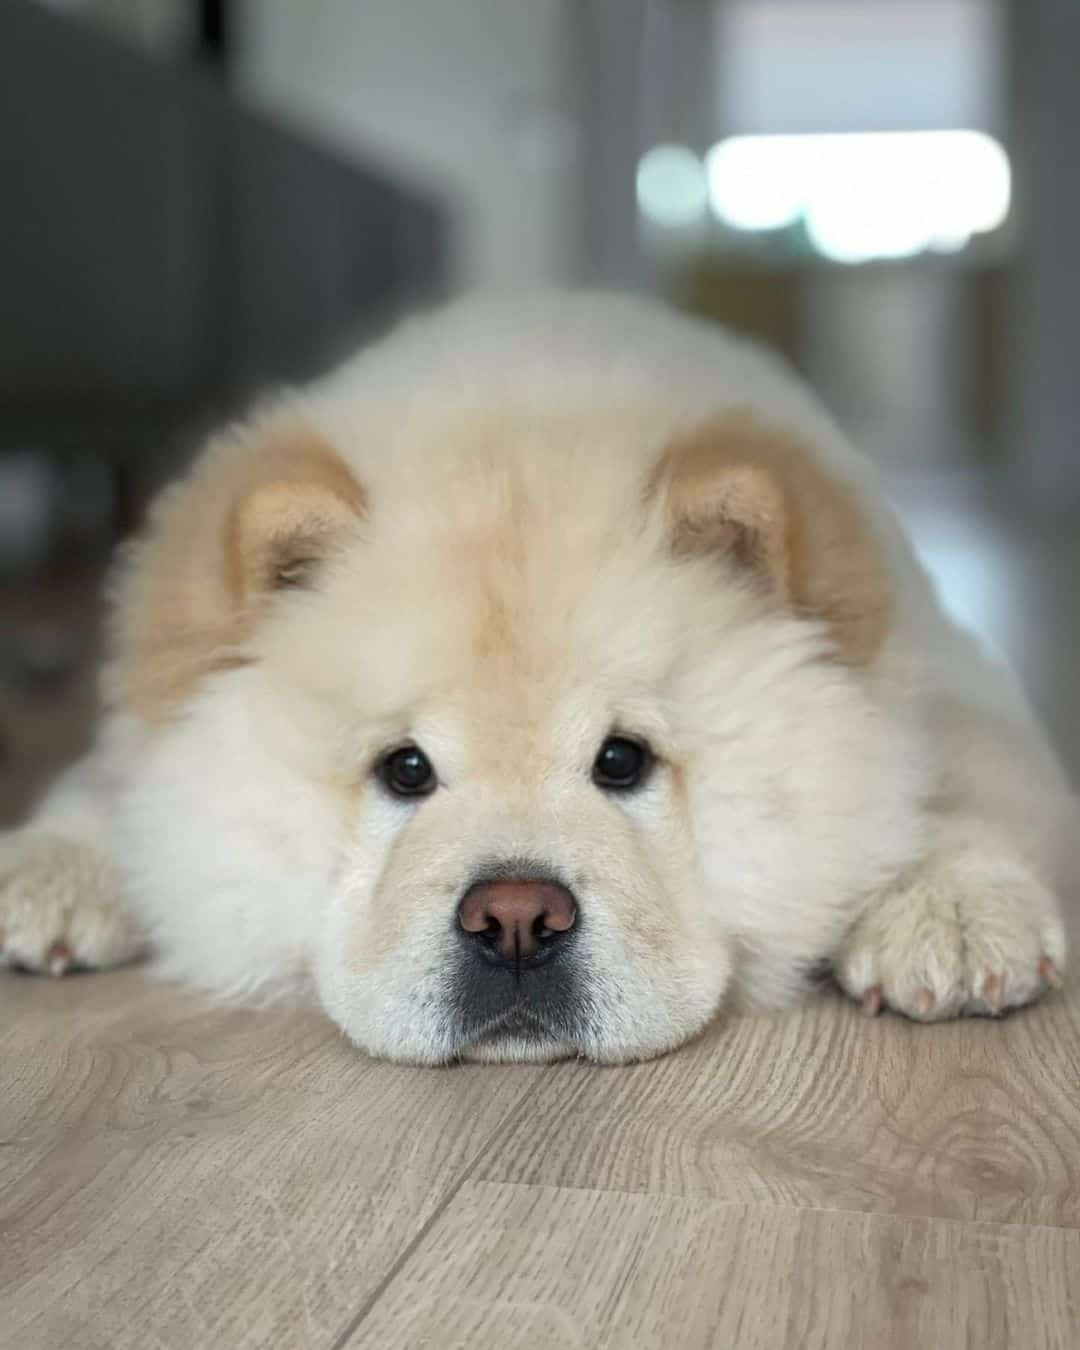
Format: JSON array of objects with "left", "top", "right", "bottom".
[
  {"left": 705, "top": 138, "right": 804, "bottom": 231},
  {"left": 700, "top": 130, "right": 1010, "bottom": 263},
  {"left": 636, "top": 145, "right": 708, "bottom": 229}
]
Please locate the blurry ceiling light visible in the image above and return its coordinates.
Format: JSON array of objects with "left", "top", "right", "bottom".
[
  {"left": 705, "top": 138, "right": 803, "bottom": 231},
  {"left": 929, "top": 230, "right": 973, "bottom": 255},
  {"left": 929, "top": 131, "right": 1011, "bottom": 235},
  {"left": 704, "top": 131, "right": 1011, "bottom": 263},
  {"left": 805, "top": 195, "right": 932, "bottom": 266},
  {"left": 636, "top": 145, "right": 708, "bottom": 229}
]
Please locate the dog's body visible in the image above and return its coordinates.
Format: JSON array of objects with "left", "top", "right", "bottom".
[{"left": 0, "top": 294, "right": 1071, "bottom": 1062}]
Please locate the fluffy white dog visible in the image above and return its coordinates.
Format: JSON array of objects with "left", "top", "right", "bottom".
[{"left": 0, "top": 295, "right": 1071, "bottom": 1063}]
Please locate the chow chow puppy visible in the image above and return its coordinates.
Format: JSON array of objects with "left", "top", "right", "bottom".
[{"left": 0, "top": 294, "right": 1071, "bottom": 1063}]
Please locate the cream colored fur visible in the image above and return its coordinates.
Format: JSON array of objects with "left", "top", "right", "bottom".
[{"left": 0, "top": 294, "right": 1072, "bottom": 1062}]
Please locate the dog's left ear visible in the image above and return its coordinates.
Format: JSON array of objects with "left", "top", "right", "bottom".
[
  {"left": 107, "top": 412, "right": 366, "bottom": 721},
  {"left": 224, "top": 428, "right": 366, "bottom": 601},
  {"left": 651, "top": 412, "right": 891, "bottom": 665}
]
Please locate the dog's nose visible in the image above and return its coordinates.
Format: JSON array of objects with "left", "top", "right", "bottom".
[{"left": 458, "top": 879, "right": 577, "bottom": 964}]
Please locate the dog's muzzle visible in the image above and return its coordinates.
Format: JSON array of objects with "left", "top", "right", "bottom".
[{"left": 450, "top": 870, "right": 586, "bottom": 1048}]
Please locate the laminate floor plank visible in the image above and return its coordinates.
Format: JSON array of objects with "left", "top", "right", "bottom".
[
  {"left": 474, "top": 982, "right": 1080, "bottom": 1228},
  {"left": 0, "top": 973, "right": 543, "bottom": 1350},
  {"left": 345, "top": 1180, "right": 1080, "bottom": 1350}
]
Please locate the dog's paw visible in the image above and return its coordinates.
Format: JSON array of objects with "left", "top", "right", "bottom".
[
  {"left": 834, "top": 856, "right": 1066, "bottom": 1021},
  {"left": 0, "top": 832, "right": 144, "bottom": 975}
]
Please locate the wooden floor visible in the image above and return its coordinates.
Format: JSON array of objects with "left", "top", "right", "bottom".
[
  {"left": 2, "top": 472, "right": 1080, "bottom": 1349},
  {"left": 2, "top": 955, "right": 1079, "bottom": 1349}
]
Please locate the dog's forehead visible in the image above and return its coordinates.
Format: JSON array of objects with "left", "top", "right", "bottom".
[
  {"left": 274, "top": 413, "right": 713, "bottom": 740},
  {"left": 358, "top": 451, "right": 655, "bottom": 659},
  {"left": 314, "top": 525, "right": 673, "bottom": 750},
  {"left": 415, "top": 509, "right": 678, "bottom": 690}
]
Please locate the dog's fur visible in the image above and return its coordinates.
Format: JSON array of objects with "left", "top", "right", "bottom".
[{"left": 0, "top": 294, "right": 1072, "bottom": 1062}]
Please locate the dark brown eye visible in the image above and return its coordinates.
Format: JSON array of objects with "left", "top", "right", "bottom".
[
  {"left": 592, "top": 736, "right": 651, "bottom": 791},
  {"left": 380, "top": 745, "right": 436, "bottom": 797}
]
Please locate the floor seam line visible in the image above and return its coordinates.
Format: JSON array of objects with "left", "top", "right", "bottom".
[
  {"left": 326, "top": 1070, "right": 552, "bottom": 1349},
  {"left": 446, "top": 1179, "right": 1080, "bottom": 1236}
]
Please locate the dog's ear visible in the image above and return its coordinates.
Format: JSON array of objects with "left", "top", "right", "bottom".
[
  {"left": 224, "top": 429, "right": 365, "bottom": 600},
  {"left": 107, "top": 412, "right": 365, "bottom": 721},
  {"left": 651, "top": 412, "right": 890, "bottom": 665}
]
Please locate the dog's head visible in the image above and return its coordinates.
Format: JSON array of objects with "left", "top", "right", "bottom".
[{"left": 111, "top": 395, "right": 925, "bottom": 1064}]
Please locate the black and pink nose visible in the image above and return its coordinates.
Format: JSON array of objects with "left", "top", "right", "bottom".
[{"left": 458, "top": 879, "right": 577, "bottom": 966}]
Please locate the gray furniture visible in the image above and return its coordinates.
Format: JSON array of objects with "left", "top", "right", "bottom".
[{"left": 0, "top": 0, "right": 446, "bottom": 538}]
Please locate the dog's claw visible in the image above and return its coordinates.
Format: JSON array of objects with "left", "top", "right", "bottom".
[
  {"left": 981, "top": 972, "right": 1004, "bottom": 1013},
  {"left": 913, "top": 988, "right": 935, "bottom": 1017},
  {"left": 46, "top": 940, "right": 72, "bottom": 977},
  {"left": 1039, "top": 956, "right": 1062, "bottom": 989},
  {"left": 860, "top": 986, "right": 883, "bottom": 1017}
]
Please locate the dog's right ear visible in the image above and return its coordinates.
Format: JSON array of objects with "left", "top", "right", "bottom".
[
  {"left": 106, "top": 412, "right": 365, "bottom": 722},
  {"left": 649, "top": 411, "right": 890, "bottom": 666}
]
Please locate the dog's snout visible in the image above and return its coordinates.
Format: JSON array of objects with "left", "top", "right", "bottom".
[{"left": 458, "top": 880, "right": 577, "bottom": 964}]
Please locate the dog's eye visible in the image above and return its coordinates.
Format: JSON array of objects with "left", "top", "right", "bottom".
[
  {"left": 592, "top": 736, "right": 651, "bottom": 791},
  {"left": 379, "top": 745, "right": 437, "bottom": 797}
]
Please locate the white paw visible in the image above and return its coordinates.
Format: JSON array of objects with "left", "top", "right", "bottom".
[
  {"left": 835, "top": 855, "right": 1066, "bottom": 1021},
  {"left": 0, "top": 832, "right": 144, "bottom": 975}
]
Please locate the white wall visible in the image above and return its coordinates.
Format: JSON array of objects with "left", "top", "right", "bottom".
[
  {"left": 717, "top": 0, "right": 1004, "bottom": 136},
  {"left": 234, "top": 0, "right": 585, "bottom": 289}
]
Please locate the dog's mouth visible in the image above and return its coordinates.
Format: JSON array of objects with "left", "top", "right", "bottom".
[
  {"left": 454, "top": 1000, "right": 582, "bottom": 1063},
  {"left": 449, "top": 955, "right": 591, "bottom": 1057},
  {"left": 468, "top": 1002, "right": 561, "bottom": 1044}
]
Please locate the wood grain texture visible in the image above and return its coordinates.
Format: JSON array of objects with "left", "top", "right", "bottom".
[
  {"left": 2, "top": 972, "right": 1078, "bottom": 1349},
  {"left": 474, "top": 983, "right": 1080, "bottom": 1228},
  {"left": 346, "top": 1181, "right": 1080, "bottom": 1350},
  {"left": 0, "top": 973, "right": 542, "bottom": 1350}
]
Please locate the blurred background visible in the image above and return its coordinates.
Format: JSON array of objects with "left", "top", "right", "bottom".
[{"left": 2, "top": 0, "right": 1078, "bottom": 821}]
